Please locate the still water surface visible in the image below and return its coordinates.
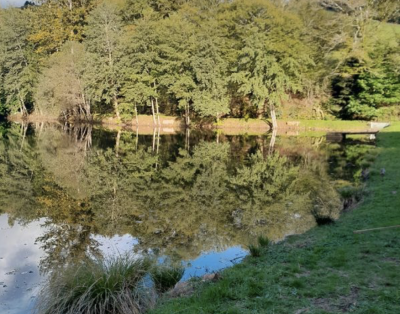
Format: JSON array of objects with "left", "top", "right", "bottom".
[{"left": 0, "top": 123, "right": 375, "bottom": 313}]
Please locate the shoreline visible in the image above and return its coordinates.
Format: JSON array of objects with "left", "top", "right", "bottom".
[{"left": 8, "top": 114, "right": 375, "bottom": 135}]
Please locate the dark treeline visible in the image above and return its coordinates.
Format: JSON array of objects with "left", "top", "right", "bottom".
[{"left": 0, "top": 0, "right": 399, "bottom": 125}]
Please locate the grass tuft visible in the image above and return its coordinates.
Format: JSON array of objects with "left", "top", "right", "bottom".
[
  {"left": 150, "top": 264, "right": 185, "bottom": 293},
  {"left": 257, "top": 235, "right": 270, "bottom": 247},
  {"left": 248, "top": 244, "right": 261, "bottom": 257},
  {"left": 35, "top": 255, "right": 155, "bottom": 314}
]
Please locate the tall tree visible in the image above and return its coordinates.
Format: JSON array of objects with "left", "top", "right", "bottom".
[
  {"left": 85, "top": 0, "right": 124, "bottom": 119},
  {"left": 229, "top": 0, "right": 313, "bottom": 129},
  {"left": 0, "top": 8, "right": 38, "bottom": 116},
  {"left": 121, "top": 12, "right": 162, "bottom": 125},
  {"left": 35, "top": 42, "right": 90, "bottom": 119},
  {"left": 29, "top": 0, "right": 94, "bottom": 56}
]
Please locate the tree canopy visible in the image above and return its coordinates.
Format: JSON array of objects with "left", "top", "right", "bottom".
[{"left": 0, "top": 0, "right": 399, "bottom": 123}]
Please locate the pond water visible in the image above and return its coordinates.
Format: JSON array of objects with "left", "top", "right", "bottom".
[{"left": 0, "top": 122, "right": 375, "bottom": 314}]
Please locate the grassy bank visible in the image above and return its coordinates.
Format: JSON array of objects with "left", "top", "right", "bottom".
[
  {"left": 150, "top": 124, "right": 400, "bottom": 313},
  {"left": 217, "top": 118, "right": 371, "bottom": 132}
]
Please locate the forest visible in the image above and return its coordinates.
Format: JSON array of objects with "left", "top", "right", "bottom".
[{"left": 0, "top": 0, "right": 399, "bottom": 127}]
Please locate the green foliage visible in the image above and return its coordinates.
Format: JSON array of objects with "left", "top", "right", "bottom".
[
  {"left": 0, "top": 8, "right": 38, "bottom": 115},
  {"left": 35, "top": 42, "right": 90, "bottom": 118},
  {"left": 85, "top": 1, "right": 124, "bottom": 117},
  {"left": 229, "top": 0, "right": 313, "bottom": 118},
  {"left": 0, "top": 0, "right": 399, "bottom": 120},
  {"left": 329, "top": 21, "right": 400, "bottom": 120},
  {"left": 230, "top": 152, "right": 298, "bottom": 204}
]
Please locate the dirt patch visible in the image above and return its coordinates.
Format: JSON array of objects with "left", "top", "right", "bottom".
[
  {"left": 295, "top": 271, "right": 311, "bottom": 278},
  {"left": 338, "top": 286, "right": 359, "bottom": 312},
  {"left": 312, "top": 286, "right": 359, "bottom": 313},
  {"left": 313, "top": 298, "right": 335, "bottom": 312},
  {"left": 294, "top": 308, "right": 310, "bottom": 314},
  {"left": 166, "top": 281, "right": 195, "bottom": 298},
  {"left": 382, "top": 257, "right": 400, "bottom": 265}
]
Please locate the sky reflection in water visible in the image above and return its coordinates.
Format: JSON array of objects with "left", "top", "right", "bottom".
[{"left": 0, "top": 214, "right": 247, "bottom": 314}]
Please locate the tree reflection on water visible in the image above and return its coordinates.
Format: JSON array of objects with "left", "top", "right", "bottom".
[{"left": 0, "top": 123, "right": 375, "bottom": 274}]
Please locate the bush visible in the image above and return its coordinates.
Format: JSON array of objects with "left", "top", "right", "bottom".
[{"left": 35, "top": 255, "right": 155, "bottom": 314}]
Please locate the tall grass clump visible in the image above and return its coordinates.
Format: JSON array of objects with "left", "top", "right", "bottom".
[
  {"left": 248, "top": 244, "right": 262, "bottom": 257},
  {"left": 35, "top": 255, "right": 155, "bottom": 314},
  {"left": 150, "top": 264, "right": 185, "bottom": 293},
  {"left": 257, "top": 235, "right": 270, "bottom": 247}
]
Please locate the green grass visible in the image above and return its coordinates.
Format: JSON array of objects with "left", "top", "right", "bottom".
[
  {"left": 217, "top": 118, "right": 371, "bottom": 131},
  {"left": 35, "top": 255, "right": 155, "bottom": 314},
  {"left": 294, "top": 119, "right": 370, "bottom": 131},
  {"left": 150, "top": 123, "right": 400, "bottom": 314}
]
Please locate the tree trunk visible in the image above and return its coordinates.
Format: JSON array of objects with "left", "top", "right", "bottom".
[
  {"left": 185, "top": 103, "right": 190, "bottom": 126},
  {"left": 270, "top": 104, "right": 278, "bottom": 130},
  {"left": 185, "top": 128, "right": 190, "bottom": 152},
  {"left": 152, "top": 127, "right": 156, "bottom": 152},
  {"left": 18, "top": 93, "right": 27, "bottom": 117},
  {"left": 151, "top": 98, "right": 156, "bottom": 125},
  {"left": 115, "top": 130, "right": 121, "bottom": 157},
  {"left": 113, "top": 95, "right": 120, "bottom": 120},
  {"left": 135, "top": 126, "right": 139, "bottom": 151},
  {"left": 269, "top": 128, "right": 277, "bottom": 155},
  {"left": 156, "top": 127, "right": 160, "bottom": 155},
  {"left": 155, "top": 97, "right": 161, "bottom": 126},
  {"left": 134, "top": 104, "right": 139, "bottom": 126}
]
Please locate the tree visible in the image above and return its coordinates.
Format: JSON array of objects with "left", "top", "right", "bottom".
[
  {"left": 331, "top": 34, "right": 400, "bottom": 119},
  {"left": 0, "top": 8, "right": 38, "bottom": 116},
  {"left": 35, "top": 42, "right": 90, "bottom": 119},
  {"left": 121, "top": 72, "right": 157, "bottom": 125},
  {"left": 85, "top": 0, "right": 124, "bottom": 119},
  {"left": 229, "top": 0, "right": 313, "bottom": 129},
  {"left": 121, "top": 12, "right": 163, "bottom": 125},
  {"left": 188, "top": 11, "right": 230, "bottom": 120},
  {"left": 29, "top": 0, "right": 94, "bottom": 56}
]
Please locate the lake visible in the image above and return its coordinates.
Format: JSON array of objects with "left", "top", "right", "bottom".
[{"left": 0, "top": 122, "right": 375, "bottom": 314}]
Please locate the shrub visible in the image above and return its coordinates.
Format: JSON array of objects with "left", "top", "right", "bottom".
[{"left": 35, "top": 255, "right": 155, "bottom": 314}]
